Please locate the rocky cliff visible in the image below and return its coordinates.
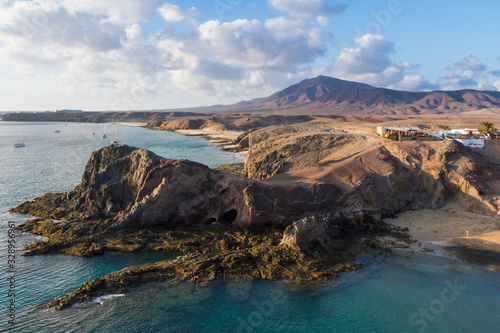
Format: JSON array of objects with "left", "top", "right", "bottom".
[
  {"left": 12, "top": 145, "right": 344, "bottom": 231},
  {"left": 15, "top": 135, "right": 500, "bottom": 237},
  {"left": 239, "top": 127, "right": 500, "bottom": 215}
]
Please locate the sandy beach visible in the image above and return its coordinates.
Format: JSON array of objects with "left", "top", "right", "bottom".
[
  {"left": 384, "top": 204, "right": 500, "bottom": 267},
  {"left": 175, "top": 129, "right": 244, "bottom": 141},
  {"left": 176, "top": 129, "right": 248, "bottom": 158},
  {"left": 113, "top": 122, "right": 148, "bottom": 127}
]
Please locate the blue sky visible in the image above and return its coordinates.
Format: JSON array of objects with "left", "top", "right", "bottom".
[{"left": 0, "top": 0, "right": 499, "bottom": 111}]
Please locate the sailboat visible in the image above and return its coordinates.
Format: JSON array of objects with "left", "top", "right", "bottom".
[{"left": 110, "top": 123, "right": 120, "bottom": 145}]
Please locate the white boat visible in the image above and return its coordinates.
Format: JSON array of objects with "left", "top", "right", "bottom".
[
  {"left": 110, "top": 123, "right": 119, "bottom": 145},
  {"left": 102, "top": 133, "right": 107, "bottom": 138},
  {"left": 54, "top": 129, "right": 60, "bottom": 133}
]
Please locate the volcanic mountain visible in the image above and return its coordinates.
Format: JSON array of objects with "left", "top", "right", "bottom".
[
  {"left": 227, "top": 75, "right": 500, "bottom": 116},
  {"left": 3, "top": 75, "right": 500, "bottom": 123}
]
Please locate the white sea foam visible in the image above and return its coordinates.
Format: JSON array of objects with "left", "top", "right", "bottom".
[{"left": 92, "top": 294, "right": 125, "bottom": 305}]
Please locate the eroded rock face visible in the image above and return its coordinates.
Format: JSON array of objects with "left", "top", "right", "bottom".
[
  {"left": 280, "top": 216, "right": 341, "bottom": 254},
  {"left": 240, "top": 128, "right": 500, "bottom": 215},
  {"left": 11, "top": 145, "right": 343, "bottom": 230},
  {"left": 14, "top": 136, "right": 500, "bottom": 237},
  {"left": 244, "top": 132, "right": 357, "bottom": 180}
]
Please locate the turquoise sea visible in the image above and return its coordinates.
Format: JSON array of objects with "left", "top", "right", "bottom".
[{"left": 1, "top": 121, "right": 499, "bottom": 333}]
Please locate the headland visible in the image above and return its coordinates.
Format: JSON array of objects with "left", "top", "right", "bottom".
[{"left": 6, "top": 75, "right": 500, "bottom": 310}]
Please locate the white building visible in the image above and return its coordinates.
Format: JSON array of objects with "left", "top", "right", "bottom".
[{"left": 431, "top": 129, "right": 488, "bottom": 148}]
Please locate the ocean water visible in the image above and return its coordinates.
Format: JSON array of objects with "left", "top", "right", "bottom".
[{"left": 1, "top": 121, "right": 499, "bottom": 333}]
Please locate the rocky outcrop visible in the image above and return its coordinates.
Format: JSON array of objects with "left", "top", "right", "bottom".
[
  {"left": 242, "top": 130, "right": 358, "bottom": 179},
  {"left": 240, "top": 127, "right": 500, "bottom": 215},
  {"left": 11, "top": 145, "right": 344, "bottom": 232},
  {"left": 280, "top": 216, "right": 342, "bottom": 255},
  {"left": 14, "top": 137, "right": 500, "bottom": 241},
  {"left": 45, "top": 225, "right": 365, "bottom": 310}
]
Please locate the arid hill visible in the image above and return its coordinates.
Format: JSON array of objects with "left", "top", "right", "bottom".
[
  {"left": 224, "top": 76, "right": 500, "bottom": 116},
  {"left": 238, "top": 125, "right": 500, "bottom": 215}
]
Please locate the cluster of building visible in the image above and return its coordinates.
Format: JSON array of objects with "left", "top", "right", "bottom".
[{"left": 376, "top": 126, "right": 498, "bottom": 148}]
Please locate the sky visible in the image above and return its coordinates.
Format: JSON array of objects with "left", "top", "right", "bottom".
[{"left": 0, "top": 0, "right": 499, "bottom": 111}]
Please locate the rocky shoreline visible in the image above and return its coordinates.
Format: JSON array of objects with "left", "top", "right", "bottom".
[
  {"left": 9, "top": 145, "right": 393, "bottom": 309},
  {"left": 11, "top": 122, "right": 500, "bottom": 309},
  {"left": 15, "top": 214, "right": 401, "bottom": 310}
]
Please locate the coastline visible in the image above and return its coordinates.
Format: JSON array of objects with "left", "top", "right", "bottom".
[
  {"left": 7, "top": 119, "right": 500, "bottom": 312},
  {"left": 175, "top": 129, "right": 248, "bottom": 158},
  {"left": 175, "top": 129, "right": 244, "bottom": 141},
  {"left": 112, "top": 121, "right": 148, "bottom": 127},
  {"left": 113, "top": 123, "right": 249, "bottom": 158},
  {"left": 384, "top": 204, "right": 500, "bottom": 268}
]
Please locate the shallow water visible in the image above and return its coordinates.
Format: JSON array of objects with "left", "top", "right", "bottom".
[{"left": 1, "top": 121, "right": 499, "bottom": 333}]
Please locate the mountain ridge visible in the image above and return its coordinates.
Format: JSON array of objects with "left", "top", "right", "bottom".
[
  {"left": 3, "top": 75, "right": 500, "bottom": 119},
  {"left": 223, "top": 75, "right": 500, "bottom": 116}
]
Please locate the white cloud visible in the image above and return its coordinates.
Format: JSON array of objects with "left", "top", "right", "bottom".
[
  {"left": 242, "top": 71, "right": 266, "bottom": 88},
  {"left": 316, "top": 15, "right": 329, "bottom": 27},
  {"left": 169, "top": 69, "right": 217, "bottom": 94},
  {"left": 337, "top": 34, "right": 394, "bottom": 75},
  {"left": 126, "top": 24, "right": 142, "bottom": 40},
  {"left": 198, "top": 18, "right": 325, "bottom": 70},
  {"left": 0, "top": 2, "right": 123, "bottom": 55},
  {"left": 158, "top": 4, "right": 199, "bottom": 23},
  {"left": 62, "top": 0, "right": 160, "bottom": 24},
  {"left": 68, "top": 42, "right": 164, "bottom": 77},
  {"left": 389, "top": 75, "right": 424, "bottom": 91},
  {"left": 331, "top": 43, "right": 499, "bottom": 92},
  {"left": 494, "top": 80, "right": 500, "bottom": 91},
  {"left": 331, "top": 34, "right": 421, "bottom": 88},
  {"left": 268, "top": 0, "right": 347, "bottom": 18},
  {"left": 453, "top": 55, "right": 487, "bottom": 71},
  {"left": 0, "top": 0, "right": 11, "bottom": 9},
  {"left": 0, "top": 1, "right": 341, "bottom": 109},
  {"left": 194, "top": 59, "right": 243, "bottom": 81},
  {"left": 438, "top": 55, "right": 495, "bottom": 90},
  {"left": 157, "top": 37, "right": 204, "bottom": 70},
  {"left": 159, "top": 4, "right": 186, "bottom": 22}
]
